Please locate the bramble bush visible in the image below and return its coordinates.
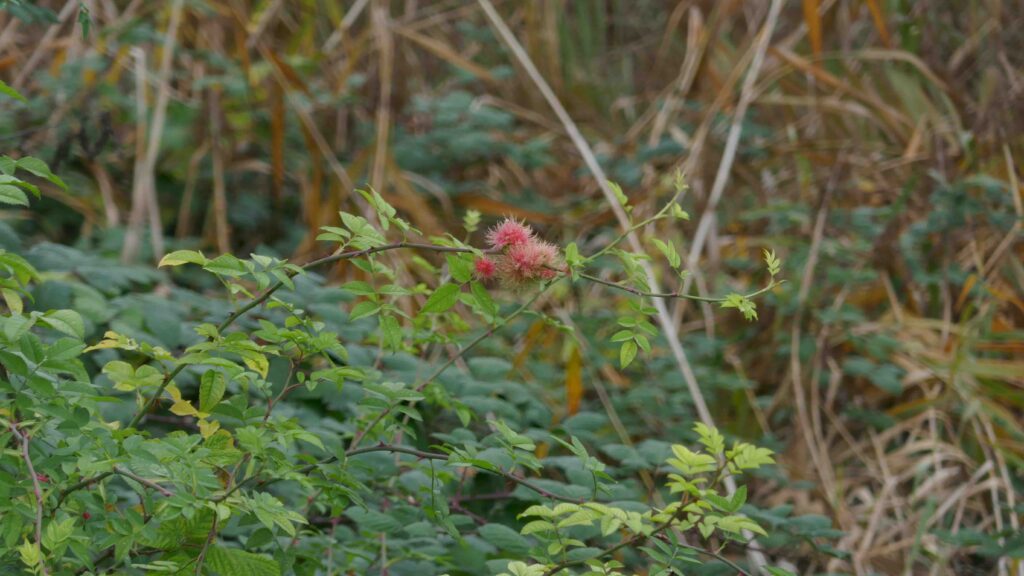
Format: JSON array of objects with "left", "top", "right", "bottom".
[{"left": 0, "top": 157, "right": 818, "bottom": 576}]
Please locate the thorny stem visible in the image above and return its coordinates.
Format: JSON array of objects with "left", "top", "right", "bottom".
[
  {"left": 347, "top": 280, "right": 555, "bottom": 452},
  {"left": 127, "top": 229, "right": 770, "bottom": 430},
  {"left": 126, "top": 242, "right": 489, "bottom": 429},
  {"left": 53, "top": 466, "right": 171, "bottom": 513},
  {"left": 223, "top": 443, "right": 584, "bottom": 506},
  {"left": 263, "top": 360, "right": 299, "bottom": 422},
  {"left": 112, "top": 466, "right": 173, "bottom": 497},
  {"left": 5, "top": 419, "right": 49, "bottom": 576},
  {"left": 588, "top": 191, "right": 683, "bottom": 261},
  {"left": 348, "top": 444, "right": 585, "bottom": 504},
  {"left": 193, "top": 515, "right": 219, "bottom": 575},
  {"left": 578, "top": 273, "right": 782, "bottom": 304},
  {"left": 105, "top": 229, "right": 772, "bottom": 576},
  {"left": 54, "top": 471, "right": 115, "bottom": 511},
  {"left": 541, "top": 505, "right": 753, "bottom": 576}
]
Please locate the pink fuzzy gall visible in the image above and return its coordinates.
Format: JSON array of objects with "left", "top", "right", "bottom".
[
  {"left": 474, "top": 257, "right": 497, "bottom": 280},
  {"left": 498, "top": 240, "right": 563, "bottom": 285},
  {"left": 486, "top": 218, "right": 534, "bottom": 249}
]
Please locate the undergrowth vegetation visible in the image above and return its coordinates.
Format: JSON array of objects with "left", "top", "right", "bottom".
[{"left": 1, "top": 1, "right": 1022, "bottom": 575}]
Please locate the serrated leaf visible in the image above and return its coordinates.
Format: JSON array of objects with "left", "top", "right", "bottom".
[
  {"left": 720, "top": 293, "right": 757, "bottom": 321},
  {"left": 446, "top": 253, "right": 473, "bottom": 283},
  {"left": 671, "top": 203, "right": 690, "bottom": 220},
  {"left": 349, "top": 300, "right": 381, "bottom": 321},
  {"left": 204, "top": 254, "right": 249, "bottom": 277},
  {"left": 379, "top": 314, "right": 402, "bottom": 350},
  {"left": 159, "top": 250, "right": 207, "bottom": 267},
  {"left": 667, "top": 444, "right": 716, "bottom": 476},
  {"left": 726, "top": 442, "right": 775, "bottom": 471},
  {"left": 43, "top": 309, "right": 85, "bottom": 339},
  {"left": 608, "top": 180, "right": 628, "bottom": 206},
  {"left": 18, "top": 540, "right": 41, "bottom": 567},
  {"left": 16, "top": 157, "right": 67, "bottom": 190},
  {"left": 198, "top": 419, "right": 220, "bottom": 438},
  {"left": 419, "top": 283, "right": 460, "bottom": 315},
  {"left": 42, "top": 518, "right": 75, "bottom": 550},
  {"left": 0, "top": 184, "right": 29, "bottom": 206},
  {"left": 166, "top": 384, "right": 199, "bottom": 417},
  {"left": 206, "top": 546, "right": 281, "bottom": 576},
  {"left": 619, "top": 340, "right": 638, "bottom": 368},
  {"left": 2, "top": 287, "right": 23, "bottom": 313},
  {"left": 241, "top": 353, "right": 269, "bottom": 379},
  {"left": 463, "top": 209, "right": 481, "bottom": 233},
  {"left": 694, "top": 423, "right": 725, "bottom": 455},
  {"left": 479, "top": 523, "right": 532, "bottom": 555},
  {"left": 610, "top": 329, "right": 633, "bottom": 343},
  {"left": 763, "top": 249, "right": 781, "bottom": 277},
  {"left": 199, "top": 371, "right": 226, "bottom": 412},
  {"left": 651, "top": 238, "right": 681, "bottom": 269},
  {"left": 716, "top": 515, "right": 767, "bottom": 536},
  {"left": 520, "top": 519, "right": 555, "bottom": 535}
]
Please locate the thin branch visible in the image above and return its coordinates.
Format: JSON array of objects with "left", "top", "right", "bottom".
[
  {"left": 126, "top": 241, "right": 487, "bottom": 429},
  {"left": 475, "top": 0, "right": 720, "bottom": 481},
  {"left": 6, "top": 420, "right": 49, "bottom": 576},
  {"left": 676, "top": 0, "right": 784, "bottom": 307},
  {"left": 346, "top": 281, "right": 554, "bottom": 452},
  {"left": 578, "top": 272, "right": 781, "bottom": 303},
  {"left": 542, "top": 507, "right": 752, "bottom": 576},
  {"left": 347, "top": 444, "right": 584, "bottom": 504},
  {"left": 587, "top": 191, "right": 683, "bottom": 262},
  {"left": 263, "top": 360, "right": 298, "bottom": 422},
  {"left": 194, "top": 516, "right": 218, "bottom": 576},
  {"left": 223, "top": 442, "right": 583, "bottom": 506},
  {"left": 53, "top": 466, "right": 170, "bottom": 521},
  {"left": 54, "top": 471, "right": 115, "bottom": 511},
  {"left": 477, "top": 2, "right": 781, "bottom": 570},
  {"left": 112, "top": 466, "right": 173, "bottom": 497}
]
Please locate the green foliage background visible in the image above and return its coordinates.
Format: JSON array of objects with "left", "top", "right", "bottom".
[{"left": 1, "top": 1, "right": 1023, "bottom": 575}]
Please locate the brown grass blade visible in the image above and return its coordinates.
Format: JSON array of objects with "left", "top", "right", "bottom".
[
  {"left": 803, "top": 0, "right": 822, "bottom": 56},
  {"left": 565, "top": 345, "right": 583, "bottom": 416},
  {"left": 864, "top": 0, "right": 892, "bottom": 48},
  {"left": 392, "top": 25, "right": 496, "bottom": 85}
]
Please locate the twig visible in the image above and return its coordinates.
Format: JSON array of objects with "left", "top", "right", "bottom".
[
  {"left": 477, "top": 0, "right": 718, "bottom": 461},
  {"left": 577, "top": 272, "right": 780, "bottom": 303},
  {"left": 263, "top": 361, "right": 299, "bottom": 422},
  {"left": 112, "top": 466, "right": 173, "bottom": 497},
  {"left": 541, "top": 506, "right": 752, "bottom": 576},
  {"left": 126, "top": 241, "right": 487, "bottom": 429},
  {"left": 676, "top": 0, "right": 783, "bottom": 308},
  {"left": 477, "top": 1, "right": 781, "bottom": 570},
  {"left": 6, "top": 420, "right": 49, "bottom": 575},
  {"left": 346, "top": 281, "right": 553, "bottom": 452},
  {"left": 194, "top": 517, "right": 219, "bottom": 576},
  {"left": 54, "top": 471, "right": 115, "bottom": 511},
  {"left": 223, "top": 443, "right": 583, "bottom": 506},
  {"left": 347, "top": 444, "right": 584, "bottom": 504}
]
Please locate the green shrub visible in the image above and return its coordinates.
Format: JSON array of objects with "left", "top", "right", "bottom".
[{"left": 1, "top": 159, "right": 811, "bottom": 575}]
